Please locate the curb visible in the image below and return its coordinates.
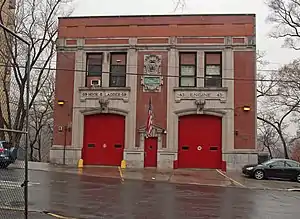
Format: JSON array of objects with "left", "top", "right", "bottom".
[
  {"left": 216, "top": 169, "right": 246, "bottom": 188},
  {"left": 43, "top": 211, "right": 78, "bottom": 219}
]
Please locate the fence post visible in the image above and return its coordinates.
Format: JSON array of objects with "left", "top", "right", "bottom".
[{"left": 0, "top": 22, "right": 31, "bottom": 219}]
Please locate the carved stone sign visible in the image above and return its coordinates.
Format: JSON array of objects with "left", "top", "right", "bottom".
[
  {"left": 80, "top": 90, "right": 129, "bottom": 102},
  {"left": 144, "top": 54, "right": 162, "bottom": 75},
  {"left": 174, "top": 90, "right": 227, "bottom": 103},
  {"left": 141, "top": 76, "right": 163, "bottom": 92},
  {"left": 142, "top": 54, "right": 163, "bottom": 92}
]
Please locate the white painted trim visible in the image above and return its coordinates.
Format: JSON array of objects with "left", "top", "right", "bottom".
[
  {"left": 197, "top": 51, "right": 204, "bottom": 87},
  {"left": 71, "top": 50, "right": 84, "bottom": 149},
  {"left": 126, "top": 45, "right": 138, "bottom": 149},
  {"left": 166, "top": 48, "right": 177, "bottom": 153},
  {"left": 80, "top": 107, "right": 129, "bottom": 116},
  {"left": 174, "top": 109, "right": 226, "bottom": 117}
]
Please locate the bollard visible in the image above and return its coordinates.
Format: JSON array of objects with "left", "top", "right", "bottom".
[
  {"left": 121, "top": 160, "right": 126, "bottom": 169},
  {"left": 78, "top": 158, "right": 84, "bottom": 168}
]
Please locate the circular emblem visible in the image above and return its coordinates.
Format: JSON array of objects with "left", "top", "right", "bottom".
[
  {"left": 197, "top": 146, "right": 202, "bottom": 151},
  {"left": 103, "top": 144, "right": 107, "bottom": 148}
]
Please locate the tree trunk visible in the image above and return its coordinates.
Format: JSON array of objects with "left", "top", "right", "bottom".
[
  {"left": 29, "top": 143, "right": 34, "bottom": 161},
  {"left": 279, "top": 132, "right": 289, "bottom": 159},
  {"left": 38, "top": 133, "right": 42, "bottom": 162},
  {"left": 266, "top": 146, "right": 273, "bottom": 159}
]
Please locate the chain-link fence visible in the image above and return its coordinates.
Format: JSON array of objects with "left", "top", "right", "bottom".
[{"left": 0, "top": 20, "right": 30, "bottom": 219}]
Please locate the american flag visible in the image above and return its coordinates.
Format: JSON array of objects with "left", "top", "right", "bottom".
[{"left": 146, "top": 97, "right": 153, "bottom": 138}]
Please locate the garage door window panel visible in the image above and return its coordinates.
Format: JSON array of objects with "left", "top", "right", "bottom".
[
  {"left": 210, "top": 146, "right": 218, "bottom": 151},
  {"left": 182, "top": 146, "right": 189, "bottom": 150}
]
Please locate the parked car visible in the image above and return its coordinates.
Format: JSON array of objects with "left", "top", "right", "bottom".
[
  {"left": 242, "top": 158, "right": 300, "bottom": 183},
  {"left": 0, "top": 141, "right": 18, "bottom": 168}
]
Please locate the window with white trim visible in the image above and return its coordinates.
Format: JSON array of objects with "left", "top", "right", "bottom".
[
  {"left": 109, "top": 53, "right": 127, "bottom": 87},
  {"left": 179, "top": 52, "right": 197, "bottom": 87},
  {"left": 204, "top": 52, "right": 222, "bottom": 87}
]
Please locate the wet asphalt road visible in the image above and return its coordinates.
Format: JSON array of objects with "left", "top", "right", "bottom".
[{"left": 0, "top": 168, "right": 300, "bottom": 219}]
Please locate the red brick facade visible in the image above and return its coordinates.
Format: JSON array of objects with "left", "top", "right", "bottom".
[{"left": 51, "top": 14, "right": 257, "bottom": 169}]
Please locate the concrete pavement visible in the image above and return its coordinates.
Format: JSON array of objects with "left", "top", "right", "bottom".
[
  {"left": 0, "top": 209, "right": 54, "bottom": 219},
  {"left": 2, "top": 169, "right": 300, "bottom": 219},
  {"left": 10, "top": 161, "right": 233, "bottom": 188},
  {"left": 224, "top": 170, "right": 300, "bottom": 191},
  {"left": 9, "top": 161, "right": 300, "bottom": 191},
  {"left": 2, "top": 162, "right": 300, "bottom": 219}
]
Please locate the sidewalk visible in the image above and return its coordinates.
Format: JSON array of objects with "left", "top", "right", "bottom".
[
  {"left": 224, "top": 170, "right": 300, "bottom": 191},
  {"left": 10, "top": 161, "right": 233, "bottom": 188},
  {"left": 0, "top": 209, "right": 53, "bottom": 219},
  {"left": 12, "top": 161, "right": 300, "bottom": 190},
  {"left": 9, "top": 161, "right": 300, "bottom": 192},
  {"left": 122, "top": 168, "right": 233, "bottom": 187}
]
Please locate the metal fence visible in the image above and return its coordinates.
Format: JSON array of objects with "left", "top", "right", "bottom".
[{"left": 0, "top": 23, "right": 30, "bottom": 219}]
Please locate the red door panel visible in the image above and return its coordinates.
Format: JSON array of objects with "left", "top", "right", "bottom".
[
  {"left": 83, "top": 114, "right": 125, "bottom": 166},
  {"left": 178, "top": 115, "right": 222, "bottom": 169},
  {"left": 144, "top": 137, "right": 158, "bottom": 167}
]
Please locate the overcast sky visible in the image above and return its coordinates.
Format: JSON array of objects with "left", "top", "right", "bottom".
[{"left": 71, "top": 0, "right": 299, "bottom": 70}]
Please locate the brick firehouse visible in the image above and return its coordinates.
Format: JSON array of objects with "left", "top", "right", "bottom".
[{"left": 51, "top": 14, "right": 257, "bottom": 170}]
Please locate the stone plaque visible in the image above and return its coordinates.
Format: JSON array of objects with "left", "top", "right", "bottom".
[
  {"left": 141, "top": 76, "right": 163, "bottom": 92},
  {"left": 80, "top": 90, "right": 129, "bottom": 102},
  {"left": 174, "top": 90, "right": 227, "bottom": 103},
  {"left": 142, "top": 54, "right": 163, "bottom": 92}
]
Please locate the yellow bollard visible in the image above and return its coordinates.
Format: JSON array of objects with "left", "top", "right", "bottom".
[
  {"left": 121, "top": 160, "right": 126, "bottom": 169},
  {"left": 78, "top": 158, "right": 84, "bottom": 168}
]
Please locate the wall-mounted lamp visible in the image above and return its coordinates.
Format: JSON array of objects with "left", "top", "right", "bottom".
[
  {"left": 57, "top": 100, "right": 65, "bottom": 106},
  {"left": 243, "top": 106, "right": 251, "bottom": 112},
  {"left": 116, "top": 59, "right": 122, "bottom": 63}
]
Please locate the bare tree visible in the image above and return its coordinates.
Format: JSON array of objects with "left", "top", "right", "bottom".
[
  {"left": 256, "top": 57, "right": 300, "bottom": 159},
  {"left": 257, "top": 106, "right": 295, "bottom": 159},
  {"left": 29, "top": 73, "right": 54, "bottom": 161},
  {"left": 266, "top": 0, "right": 300, "bottom": 50},
  {"left": 0, "top": 0, "right": 73, "bottom": 148},
  {"left": 276, "top": 59, "right": 300, "bottom": 111},
  {"left": 257, "top": 121, "right": 280, "bottom": 158},
  {"left": 256, "top": 50, "right": 279, "bottom": 98}
]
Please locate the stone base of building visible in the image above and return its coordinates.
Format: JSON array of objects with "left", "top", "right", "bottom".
[
  {"left": 50, "top": 146, "right": 81, "bottom": 166},
  {"left": 49, "top": 147, "right": 259, "bottom": 171},
  {"left": 124, "top": 150, "right": 176, "bottom": 169},
  {"left": 223, "top": 150, "right": 259, "bottom": 170}
]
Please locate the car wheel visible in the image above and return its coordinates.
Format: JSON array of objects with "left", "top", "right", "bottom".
[
  {"left": 296, "top": 174, "right": 300, "bottom": 183},
  {"left": 254, "top": 170, "right": 265, "bottom": 180}
]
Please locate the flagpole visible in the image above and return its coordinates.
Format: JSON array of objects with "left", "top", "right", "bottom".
[{"left": 146, "top": 96, "right": 153, "bottom": 138}]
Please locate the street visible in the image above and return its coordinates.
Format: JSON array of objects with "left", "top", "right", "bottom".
[{"left": 0, "top": 168, "right": 300, "bottom": 219}]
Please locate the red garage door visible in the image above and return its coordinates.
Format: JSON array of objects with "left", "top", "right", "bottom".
[
  {"left": 178, "top": 114, "right": 222, "bottom": 169},
  {"left": 83, "top": 114, "right": 125, "bottom": 166}
]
